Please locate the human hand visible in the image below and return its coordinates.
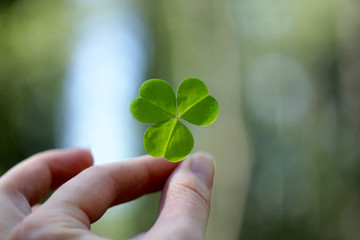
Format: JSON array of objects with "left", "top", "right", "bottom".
[{"left": 0, "top": 149, "right": 215, "bottom": 240}]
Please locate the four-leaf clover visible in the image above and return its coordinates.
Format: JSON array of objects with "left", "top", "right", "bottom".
[{"left": 130, "top": 78, "right": 219, "bottom": 162}]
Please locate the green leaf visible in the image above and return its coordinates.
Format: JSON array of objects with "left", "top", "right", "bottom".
[
  {"left": 143, "top": 119, "right": 194, "bottom": 162},
  {"left": 130, "top": 79, "right": 176, "bottom": 124},
  {"left": 177, "top": 78, "right": 219, "bottom": 126},
  {"left": 130, "top": 78, "right": 219, "bottom": 161}
]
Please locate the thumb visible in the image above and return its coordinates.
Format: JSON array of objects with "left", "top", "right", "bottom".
[{"left": 146, "top": 153, "right": 215, "bottom": 240}]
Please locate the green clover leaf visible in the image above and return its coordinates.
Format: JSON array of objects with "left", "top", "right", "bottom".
[{"left": 130, "top": 78, "right": 219, "bottom": 162}]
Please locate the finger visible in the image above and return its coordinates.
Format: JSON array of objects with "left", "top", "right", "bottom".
[
  {"left": 34, "top": 155, "right": 180, "bottom": 228},
  {"left": 0, "top": 148, "right": 93, "bottom": 208},
  {"left": 0, "top": 149, "right": 93, "bottom": 238},
  {"left": 31, "top": 204, "right": 42, "bottom": 213},
  {"left": 145, "top": 153, "right": 215, "bottom": 240}
]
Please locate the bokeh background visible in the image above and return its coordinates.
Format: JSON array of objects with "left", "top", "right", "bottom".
[{"left": 1, "top": 0, "right": 360, "bottom": 239}]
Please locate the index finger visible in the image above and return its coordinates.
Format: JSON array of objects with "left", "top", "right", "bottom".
[{"left": 35, "top": 155, "right": 180, "bottom": 227}]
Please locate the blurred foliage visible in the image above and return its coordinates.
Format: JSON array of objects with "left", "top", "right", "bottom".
[
  {"left": 236, "top": 1, "right": 360, "bottom": 239},
  {"left": 235, "top": 0, "right": 360, "bottom": 239},
  {"left": 1, "top": 0, "right": 360, "bottom": 240},
  {"left": 143, "top": 1, "right": 248, "bottom": 239},
  {"left": 0, "top": 0, "right": 73, "bottom": 173},
  {"left": 0, "top": 0, "right": 17, "bottom": 9},
  {"left": 91, "top": 193, "right": 161, "bottom": 239}
]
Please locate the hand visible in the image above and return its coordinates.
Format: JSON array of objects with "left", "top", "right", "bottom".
[{"left": 0, "top": 149, "right": 215, "bottom": 240}]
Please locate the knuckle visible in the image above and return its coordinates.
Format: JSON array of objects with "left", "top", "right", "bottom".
[
  {"left": 10, "top": 219, "right": 43, "bottom": 240},
  {"left": 9, "top": 219, "right": 73, "bottom": 240},
  {"left": 169, "top": 178, "right": 211, "bottom": 211}
]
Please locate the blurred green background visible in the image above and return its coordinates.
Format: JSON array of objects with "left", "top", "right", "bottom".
[{"left": 1, "top": 0, "right": 360, "bottom": 239}]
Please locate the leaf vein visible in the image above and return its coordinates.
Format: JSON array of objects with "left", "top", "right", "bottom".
[
  {"left": 163, "top": 119, "right": 178, "bottom": 156},
  {"left": 142, "top": 98, "right": 176, "bottom": 118},
  {"left": 179, "top": 95, "right": 208, "bottom": 117}
]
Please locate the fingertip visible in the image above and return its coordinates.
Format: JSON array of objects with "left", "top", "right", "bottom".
[
  {"left": 148, "top": 152, "right": 216, "bottom": 239},
  {"left": 49, "top": 148, "right": 94, "bottom": 189},
  {"left": 71, "top": 148, "right": 94, "bottom": 166},
  {"left": 190, "top": 152, "right": 215, "bottom": 189},
  {"left": 135, "top": 154, "right": 181, "bottom": 176},
  {"left": 37, "top": 148, "right": 94, "bottom": 167}
]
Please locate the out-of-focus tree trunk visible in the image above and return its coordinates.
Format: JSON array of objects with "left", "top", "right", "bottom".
[{"left": 143, "top": 1, "right": 251, "bottom": 239}]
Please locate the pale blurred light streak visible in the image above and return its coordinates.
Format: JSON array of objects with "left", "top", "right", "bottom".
[{"left": 59, "top": 2, "right": 147, "bottom": 165}]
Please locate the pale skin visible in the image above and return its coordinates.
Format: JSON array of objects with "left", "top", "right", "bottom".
[{"left": 0, "top": 149, "right": 215, "bottom": 240}]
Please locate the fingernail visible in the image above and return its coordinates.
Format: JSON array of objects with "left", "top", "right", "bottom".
[{"left": 190, "top": 152, "right": 215, "bottom": 188}]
